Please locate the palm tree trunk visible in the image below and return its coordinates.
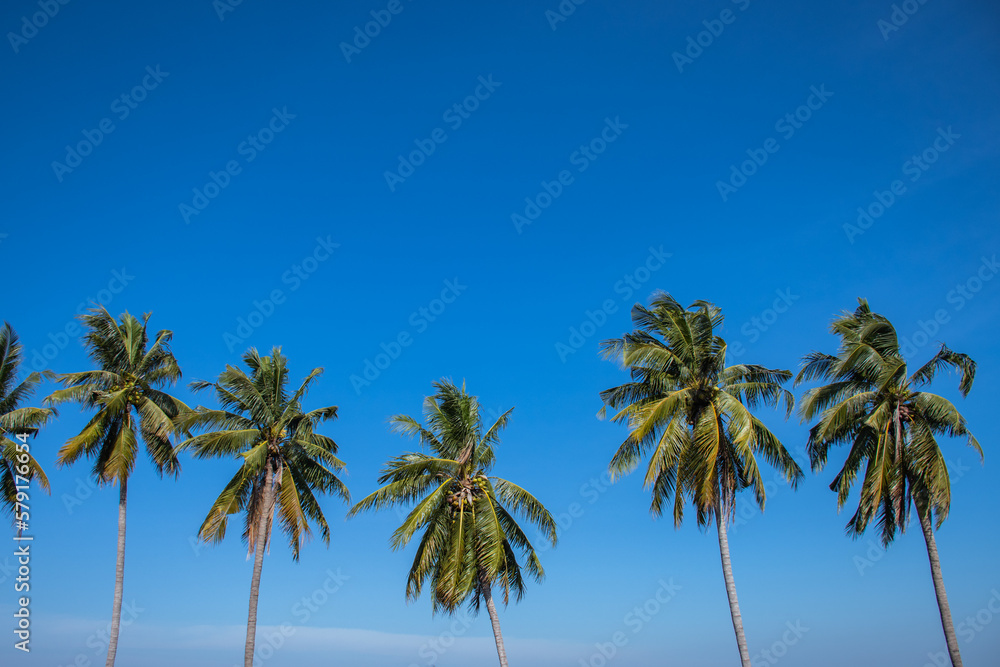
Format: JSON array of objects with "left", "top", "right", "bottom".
[
  {"left": 915, "top": 495, "right": 964, "bottom": 667},
  {"left": 716, "top": 503, "right": 751, "bottom": 667},
  {"left": 481, "top": 577, "right": 509, "bottom": 667},
  {"left": 245, "top": 464, "right": 275, "bottom": 667},
  {"left": 105, "top": 477, "right": 127, "bottom": 667}
]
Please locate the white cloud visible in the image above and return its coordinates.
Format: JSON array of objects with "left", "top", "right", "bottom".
[{"left": 6, "top": 607, "right": 585, "bottom": 667}]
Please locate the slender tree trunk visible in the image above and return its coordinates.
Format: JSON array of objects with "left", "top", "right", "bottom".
[
  {"left": 245, "top": 464, "right": 275, "bottom": 667},
  {"left": 716, "top": 503, "right": 751, "bottom": 667},
  {"left": 916, "top": 495, "right": 964, "bottom": 667},
  {"left": 105, "top": 477, "right": 127, "bottom": 667},
  {"left": 481, "top": 578, "right": 509, "bottom": 667}
]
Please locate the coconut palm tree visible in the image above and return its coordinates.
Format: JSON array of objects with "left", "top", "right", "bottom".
[
  {"left": 0, "top": 322, "right": 53, "bottom": 524},
  {"left": 348, "top": 379, "right": 556, "bottom": 667},
  {"left": 599, "top": 293, "right": 802, "bottom": 667},
  {"left": 796, "top": 298, "right": 978, "bottom": 667},
  {"left": 175, "top": 347, "right": 349, "bottom": 667},
  {"left": 45, "top": 308, "right": 187, "bottom": 667}
]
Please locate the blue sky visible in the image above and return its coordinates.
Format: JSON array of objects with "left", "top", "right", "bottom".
[{"left": 2, "top": 0, "right": 999, "bottom": 665}]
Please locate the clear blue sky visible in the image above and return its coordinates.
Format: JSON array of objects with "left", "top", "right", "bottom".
[{"left": 3, "top": 0, "right": 999, "bottom": 665}]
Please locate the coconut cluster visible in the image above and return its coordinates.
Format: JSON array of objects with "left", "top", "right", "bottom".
[
  {"left": 446, "top": 475, "right": 489, "bottom": 511},
  {"left": 108, "top": 379, "right": 143, "bottom": 403}
]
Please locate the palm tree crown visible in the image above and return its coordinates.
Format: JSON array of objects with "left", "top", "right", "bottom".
[
  {"left": 600, "top": 293, "right": 802, "bottom": 524},
  {"left": 796, "top": 298, "right": 979, "bottom": 544},
  {"left": 45, "top": 308, "right": 187, "bottom": 480},
  {"left": 176, "top": 346, "right": 349, "bottom": 558},
  {"left": 349, "top": 379, "right": 556, "bottom": 614}
]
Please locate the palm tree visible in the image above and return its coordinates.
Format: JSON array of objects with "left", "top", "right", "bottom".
[
  {"left": 44, "top": 308, "right": 187, "bottom": 667},
  {"left": 348, "top": 379, "right": 556, "bottom": 667},
  {"left": 796, "top": 298, "right": 978, "bottom": 667},
  {"left": 599, "top": 293, "right": 802, "bottom": 667},
  {"left": 175, "top": 347, "right": 349, "bottom": 667},
  {"left": 0, "top": 322, "right": 53, "bottom": 524}
]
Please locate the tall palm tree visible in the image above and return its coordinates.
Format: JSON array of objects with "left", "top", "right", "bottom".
[
  {"left": 599, "top": 293, "right": 802, "bottom": 667},
  {"left": 44, "top": 308, "right": 187, "bottom": 667},
  {"left": 796, "top": 298, "right": 978, "bottom": 667},
  {"left": 175, "top": 347, "right": 349, "bottom": 667},
  {"left": 0, "top": 322, "right": 53, "bottom": 524},
  {"left": 348, "top": 380, "right": 556, "bottom": 667}
]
